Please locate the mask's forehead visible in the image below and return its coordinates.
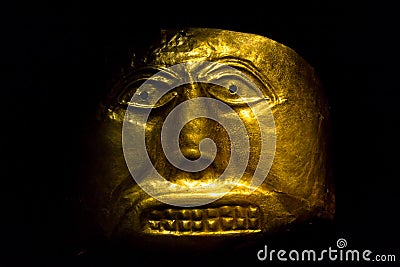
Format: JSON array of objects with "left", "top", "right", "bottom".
[{"left": 148, "top": 28, "right": 273, "bottom": 64}]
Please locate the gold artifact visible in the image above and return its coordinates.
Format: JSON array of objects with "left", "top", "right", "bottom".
[{"left": 80, "top": 28, "right": 335, "bottom": 252}]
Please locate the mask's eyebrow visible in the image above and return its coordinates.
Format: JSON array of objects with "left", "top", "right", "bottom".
[
  {"left": 146, "top": 66, "right": 181, "bottom": 84},
  {"left": 214, "top": 57, "right": 263, "bottom": 80},
  {"left": 192, "top": 61, "right": 238, "bottom": 81}
]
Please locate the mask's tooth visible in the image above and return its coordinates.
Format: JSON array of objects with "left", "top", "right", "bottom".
[
  {"left": 174, "top": 219, "right": 182, "bottom": 231},
  {"left": 248, "top": 206, "right": 260, "bottom": 218},
  {"left": 193, "top": 220, "right": 203, "bottom": 231},
  {"left": 169, "top": 209, "right": 191, "bottom": 220},
  {"left": 149, "top": 210, "right": 163, "bottom": 220},
  {"left": 236, "top": 218, "right": 246, "bottom": 230},
  {"left": 148, "top": 220, "right": 159, "bottom": 231},
  {"left": 159, "top": 219, "right": 166, "bottom": 231},
  {"left": 235, "top": 206, "right": 247, "bottom": 218},
  {"left": 169, "top": 209, "right": 178, "bottom": 220},
  {"left": 181, "top": 209, "right": 191, "bottom": 220},
  {"left": 206, "top": 218, "right": 219, "bottom": 231},
  {"left": 207, "top": 208, "right": 218, "bottom": 218},
  {"left": 206, "top": 208, "right": 220, "bottom": 231},
  {"left": 248, "top": 218, "right": 259, "bottom": 229},
  {"left": 219, "top": 205, "right": 235, "bottom": 217},
  {"left": 221, "top": 217, "right": 234, "bottom": 231},
  {"left": 181, "top": 220, "right": 191, "bottom": 232},
  {"left": 164, "top": 209, "right": 173, "bottom": 219},
  {"left": 191, "top": 209, "right": 203, "bottom": 220}
]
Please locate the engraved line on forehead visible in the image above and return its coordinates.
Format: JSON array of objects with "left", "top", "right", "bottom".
[
  {"left": 149, "top": 35, "right": 233, "bottom": 64},
  {"left": 157, "top": 28, "right": 267, "bottom": 52}
]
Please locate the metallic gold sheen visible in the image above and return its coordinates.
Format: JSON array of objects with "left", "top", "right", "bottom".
[{"left": 81, "top": 28, "right": 334, "bottom": 243}]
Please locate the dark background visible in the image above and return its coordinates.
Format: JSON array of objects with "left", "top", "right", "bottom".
[{"left": 2, "top": 1, "right": 398, "bottom": 266}]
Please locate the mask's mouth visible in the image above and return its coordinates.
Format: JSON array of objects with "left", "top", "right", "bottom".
[
  {"left": 138, "top": 191, "right": 263, "bottom": 235},
  {"left": 111, "top": 181, "right": 310, "bottom": 238},
  {"left": 142, "top": 204, "right": 261, "bottom": 235}
]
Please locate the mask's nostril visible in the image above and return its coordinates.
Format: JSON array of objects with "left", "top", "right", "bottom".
[{"left": 181, "top": 148, "right": 201, "bottom": 161}]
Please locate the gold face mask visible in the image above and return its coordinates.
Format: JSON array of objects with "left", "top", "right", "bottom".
[{"left": 80, "top": 28, "right": 334, "bottom": 249}]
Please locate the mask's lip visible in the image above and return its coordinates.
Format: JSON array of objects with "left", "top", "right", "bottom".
[
  {"left": 134, "top": 182, "right": 269, "bottom": 209},
  {"left": 111, "top": 179, "right": 264, "bottom": 215},
  {"left": 139, "top": 191, "right": 261, "bottom": 210}
]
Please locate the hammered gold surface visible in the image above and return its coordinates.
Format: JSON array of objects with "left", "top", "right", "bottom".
[{"left": 81, "top": 28, "right": 334, "bottom": 240}]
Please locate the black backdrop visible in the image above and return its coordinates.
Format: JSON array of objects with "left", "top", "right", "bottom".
[{"left": 2, "top": 1, "right": 398, "bottom": 266}]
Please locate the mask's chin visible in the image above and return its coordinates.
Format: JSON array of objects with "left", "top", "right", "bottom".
[{"left": 100, "top": 175, "right": 329, "bottom": 259}]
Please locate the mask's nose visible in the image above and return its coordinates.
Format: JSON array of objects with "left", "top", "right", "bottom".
[
  {"left": 177, "top": 83, "right": 213, "bottom": 162},
  {"left": 180, "top": 122, "right": 204, "bottom": 161}
]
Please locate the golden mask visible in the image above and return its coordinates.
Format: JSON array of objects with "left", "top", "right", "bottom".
[{"left": 80, "top": 28, "right": 334, "bottom": 251}]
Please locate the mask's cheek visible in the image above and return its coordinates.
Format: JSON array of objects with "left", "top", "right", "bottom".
[
  {"left": 207, "top": 121, "right": 231, "bottom": 172},
  {"left": 265, "top": 99, "right": 327, "bottom": 203},
  {"left": 143, "top": 116, "right": 167, "bottom": 174},
  {"left": 235, "top": 107, "right": 262, "bottom": 179}
]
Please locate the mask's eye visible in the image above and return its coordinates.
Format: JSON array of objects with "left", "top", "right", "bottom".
[
  {"left": 119, "top": 79, "right": 177, "bottom": 109},
  {"left": 207, "top": 74, "right": 266, "bottom": 106}
]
